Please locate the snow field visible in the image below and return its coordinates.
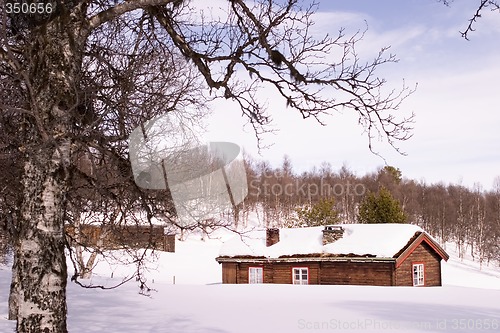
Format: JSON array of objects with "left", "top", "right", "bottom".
[{"left": 1, "top": 230, "right": 499, "bottom": 333}]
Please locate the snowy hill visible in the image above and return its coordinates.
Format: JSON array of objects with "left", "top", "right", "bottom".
[
  {"left": 1, "top": 228, "right": 499, "bottom": 333},
  {"left": 441, "top": 243, "right": 500, "bottom": 290}
]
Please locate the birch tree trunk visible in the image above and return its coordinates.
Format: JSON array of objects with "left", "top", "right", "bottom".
[
  {"left": 8, "top": 242, "right": 19, "bottom": 321},
  {"left": 73, "top": 208, "right": 105, "bottom": 280},
  {"left": 9, "top": 8, "right": 88, "bottom": 332},
  {"left": 16, "top": 143, "right": 70, "bottom": 333}
]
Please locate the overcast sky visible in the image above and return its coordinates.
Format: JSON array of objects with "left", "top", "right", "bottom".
[{"left": 203, "top": 0, "right": 500, "bottom": 190}]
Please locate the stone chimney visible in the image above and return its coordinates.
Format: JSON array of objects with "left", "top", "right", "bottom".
[
  {"left": 266, "top": 228, "right": 280, "bottom": 247},
  {"left": 322, "top": 225, "right": 344, "bottom": 245}
]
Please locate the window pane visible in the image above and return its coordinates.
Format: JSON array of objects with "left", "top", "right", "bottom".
[
  {"left": 412, "top": 264, "right": 424, "bottom": 286},
  {"left": 249, "top": 267, "right": 263, "bottom": 284},
  {"left": 292, "top": 267, "right": 308, "bottom": 284}
]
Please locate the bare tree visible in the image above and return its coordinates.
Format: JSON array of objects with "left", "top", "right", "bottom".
[{"left": 1, "top": 0, "right": 414, "bottom": 331}]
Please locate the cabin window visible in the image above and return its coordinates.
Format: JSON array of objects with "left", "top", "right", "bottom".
[
  {"left": 412, "top": 263, "right": 424, "bottom": 286},
  {"left": 292, "top": 267, "right": 309, "bottom": 285},
  {"left": 248, "top": 267, "right": 263, "bottom": 284}
]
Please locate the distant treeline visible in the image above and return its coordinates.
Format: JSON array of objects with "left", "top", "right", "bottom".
[{"left": 238, "top": 154, "right": 500, "bottom": 266}]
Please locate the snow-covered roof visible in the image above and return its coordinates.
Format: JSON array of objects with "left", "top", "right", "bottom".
[
  {"left": 219, "top": 224, "right": 429, "bottom": 259},
  {"left": 77, "top": 211, "right": 170, "bottom": 227}
]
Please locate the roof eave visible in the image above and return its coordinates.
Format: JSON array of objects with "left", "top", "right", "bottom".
[{"left": 215, "top": 256, "right": 396, "bottom": 264}]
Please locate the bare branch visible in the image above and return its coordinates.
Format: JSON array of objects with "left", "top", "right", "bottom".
[
  {"left": 148, "top": 0, "right": 413, "bottom": 152},
  {"left": 439, "top": 0, "right": 500, "bottom": 40},
  {"left": 88, "top": 0, "right": 176, "bottom": 30}
]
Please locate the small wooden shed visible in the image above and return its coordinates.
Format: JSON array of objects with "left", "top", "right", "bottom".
[
  {"left": 216, "top": 224, "right": 449, "bottom": 287},
  {"left": 66, "top": 224, "right": 176, "bottom": 252}
]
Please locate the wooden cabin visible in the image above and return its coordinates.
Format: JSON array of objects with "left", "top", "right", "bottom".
[
  {"left": 216, "top": 224, "right": 449, "bottom": 287},
  {"left": 66, "top": 224, "right": 176, "bottom": 252}
]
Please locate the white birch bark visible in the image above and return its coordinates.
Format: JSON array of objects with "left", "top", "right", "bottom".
[{"left": 12, "top": 8, "right": 88, "bottom": 332}]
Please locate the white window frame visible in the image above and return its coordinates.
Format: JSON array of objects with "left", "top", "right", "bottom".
[
  {"left": 292, "top": 267, "right": 309, "bottom": 285},
  {"left": 412, "top": 263, "right": 425, "bottom": 286},
  {"left": 248, "top": 267, "right": 263, "bottom": 284}
]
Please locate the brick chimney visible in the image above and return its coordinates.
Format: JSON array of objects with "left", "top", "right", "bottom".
[
  {"left": 322, "top": 225, "right": 344, "bottom": 245},
  {"left": 266, "top": 228, "right": 280, "bottom": 247}
]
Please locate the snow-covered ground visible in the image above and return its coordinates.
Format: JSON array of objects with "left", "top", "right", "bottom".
[{"left": 1, "top": 230, "right": 499, "bottom": 333}]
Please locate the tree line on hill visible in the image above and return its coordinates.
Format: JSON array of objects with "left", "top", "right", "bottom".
[{"left": 237, "top": 154, "right": 500, "bottom": 266}]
